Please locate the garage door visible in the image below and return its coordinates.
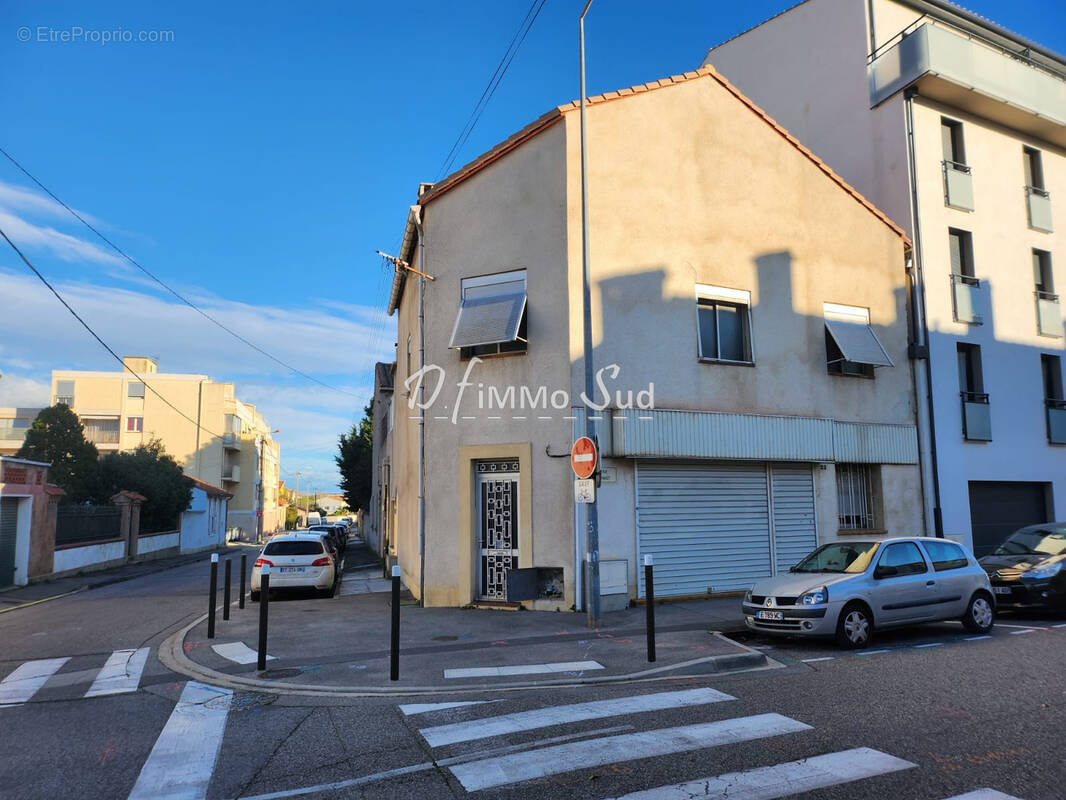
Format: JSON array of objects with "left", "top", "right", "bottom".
[
  {"left": 0, "top": 497, "right": 18, "bottom": 588},
  {"left": 968, "top": 481, "right": 1050, "bottom": 558},
  {"left": 636, "top": 462, "right": 817, "bottom": 597}
]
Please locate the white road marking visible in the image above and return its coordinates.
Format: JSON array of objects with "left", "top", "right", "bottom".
[
  {"left": 855, "top": 649, "right": 891, "bottom": 656},
  {"left": 399, "top": 700, "right": 491, "bottom": 716},
  {"left": 0, "top": 658, "right": 69, "bottom": 707},
  {"left": 443, "top": 660, "right": 603, "bottom": 679},
  {"left": 420, "top": 687, "right": 734, "bottom": 747},
  {"left": 993, "top": 622, "right": 1046, "bottom": 629},
  {"left": 801, "top": 657, "right": 835, "bottom": 662},
  {"left": 965, "top": 635, "right": 992, "bottom": 641},
  {"left": 1009, "top": 629, "right": 1034, "bottom": 635},
  {"left": 86, "top": 648, "right": 150, "bottom": 697},
  {"left": 604, "top": 747, "right": 916, "bottom": 799},
  {"left": 448, "top": 713, "right": 812, "bottom": 792},
  {"left": 211, "top": 642, "right": 275, "bottom": 665},
  {"left": 1054, "top": 623, "right": 1066, "bottom": 628},
  {"left": 941, "top": 790, "right": 1025, "bottom": 800},
  {"left": 914, "top": 642, "right": 944, "bottom": 648},
  {"left": 127, "top": 681, "right": 232, "bottom": 800}
]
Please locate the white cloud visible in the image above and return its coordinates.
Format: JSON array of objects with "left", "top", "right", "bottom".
[
  {"left": 0, "top": 372, "right": 50, "bottom": 408},
  {"left": 0, "top": 210, "right": 126, "bottom": 268},
  {"left": 0, "top": 179, "right": 104, "bottom": 227}
]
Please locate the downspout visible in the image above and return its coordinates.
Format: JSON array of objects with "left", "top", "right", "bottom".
[
  {"left": 904, "top": 88, "right": 944, "bottom": 537},
  {"left": 415, "top": 210, "right": 427, "bottom": 606}
]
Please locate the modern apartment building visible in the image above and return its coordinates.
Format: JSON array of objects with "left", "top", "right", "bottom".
[
  {"left": 704, "top": 0, "right": 1066, "bottom": 556},
  {"left": 48, "top": 357, "right": 281, "bottom": 537},
  {"left": 385, "top": 65, "right": 923, "bottom": 609},
  {"left": 0, "top": 408, "right": 39, "bottom": 456}
]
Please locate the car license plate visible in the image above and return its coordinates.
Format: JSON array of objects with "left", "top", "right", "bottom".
[
  {"left": 992, "top": 586, "right": 1011, "bottom": 595},
  {"left": 756, "top": 610, "right": 784, "bottom": 621},
  {"left": 280, "top": 567, "right": 306, "bottom": 573}
]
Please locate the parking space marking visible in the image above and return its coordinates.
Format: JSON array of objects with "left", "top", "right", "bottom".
[
  {"left": 1009, "top": 630, "right": 1035, "bottom": 635},
  {"left": 443, "top": 661, "right": 604, "bottom": 679},
  {"left": 801, "top": 657, "right": 835, "bottom": 663},
  {"left": 1053, "top": 623, "right": 1066, "bottom": 628},
  {"left": 914, "top": 642, "right": 944, "bottom": 648},
  {"left": 965, "top": 635, "right": 992, "bottom": 641},
  {"left": 941, "top": 789, "right": 1025, "bottom": 799},
  {"left": 993, "top": 622, "right": 1047, "bottom": 629},
  {"left": 399, "top": 701, "right": 491, "bottom": 716},
  {"left": 855, "top": 649, "right": 890, "bottom": 656}
]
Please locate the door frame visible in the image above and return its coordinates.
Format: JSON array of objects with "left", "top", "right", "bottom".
[{"left": 474, "top": 463, "right": 520, "bottom": 600}]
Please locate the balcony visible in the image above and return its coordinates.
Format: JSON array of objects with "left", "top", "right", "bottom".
[
  {"left": 0, "top": 428, "right": 27, "bottom": 442},
  {"left": 1047, "top": 400, "right": 1066, "bottom": 444},
  {"left": 55, "top": 396, "right": 74, "bottom": 406},
  {"left": 951, "top": 273, "right": 984, "bottom": 324},
  {"left": 1027, "top": 187, "right": 1053, "bottom": 232},
  {"left": 222, "top": 432, "right": 241, "bottom": 450},
  {"left": 868, "top": 21, "right": 1066, "bottom": 148},
  {"left": 961, "top": 392, "right": 992, "bottom": 441},
  {"left": 223, "top": 465, "right": 240, "bottom": 483},
  {"left": 942, "top": 161, "right": 974, "bottom": 211},
  {"left": 1037, "top": 292, "right": 1063, "bottom": 337}
]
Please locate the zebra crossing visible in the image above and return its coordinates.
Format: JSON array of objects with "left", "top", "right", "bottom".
[
  {"left": 406, "top": 688, "right": 1027, "bottom": 799},
  {"left": 0, "top": 647, "right": 150, "bottom": 706}
]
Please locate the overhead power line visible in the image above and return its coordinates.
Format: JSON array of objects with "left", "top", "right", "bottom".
[
  {"left": 0, "top": 224, "right": 222, "bottom": 441},
  {"left": 0, "top": 146, "right": 358, "bottom": 398},
  {"left": 435, "top": 0, "right": 548, "bottom": 181}
]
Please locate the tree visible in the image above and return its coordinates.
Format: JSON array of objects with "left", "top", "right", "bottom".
[
  {"left": 94, "top": 439, "right": 192, "bottom": 533},
  {"left": 17, "top": 404, "right": 99, "bottom": 502},
  {"left": 336, "top": 401, "right": 373, "bottom": 512}
]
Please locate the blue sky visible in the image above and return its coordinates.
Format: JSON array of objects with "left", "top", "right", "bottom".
[{"left": 1, "top": 0, "right": 1063, "bottom": 492}]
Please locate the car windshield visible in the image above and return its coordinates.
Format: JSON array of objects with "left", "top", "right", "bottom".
[
  {"left": 792, "top": 542, "right": 879, "bottom": 573},
  {"left": 993, "top": 529, "right": 1066, "bottom": 557}
]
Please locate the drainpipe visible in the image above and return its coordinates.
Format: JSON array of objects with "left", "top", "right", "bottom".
[
  {"left": 415, "top": 210, "right": 427, "bottom": 606},
  {"left": 904, "top": 88, "right": 944, "bottom": 538}
]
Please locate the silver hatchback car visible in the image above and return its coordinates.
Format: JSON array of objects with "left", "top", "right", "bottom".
[{"left": 742, "top": 537, "right": 995, "bottom": 649}]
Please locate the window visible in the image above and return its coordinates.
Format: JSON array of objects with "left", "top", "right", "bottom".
[
  {"left": 450, "top": 269, "right": 527, "bottom": 359},
  {"left": 949, "top": 229, "right": 975, "bottom": 279},
  {"left": 696, "top": 286, "right": 753, "bottom": 363},
  {"left": 823, "top": 303, "right": 892, "bottom": 378},
  {"left": 126, "top": 417, "right": 143, "bottom": 433},
  {"left": 922, "top": 540, "right": 969, "bottom": 572},
  {"left": 877, "top": 542, "right": 928, "bottom": 576},
  {"left": 55, "top": 379, "right": 74, "bottom": 406},
  {"left": 128, "top": 382, "right": 145, "bottom": 398},
  {"left": 957, "top": 343, "right": 984, "bottom": 396},
  {"left": 941, "top": 118, "right": 966, "bottom": 166},
  {"left": 82, "top": 417, "right": 120, "bottom": 444},
  {"left": 836, "top": 463, "right": 881, "bottom": 531},
  {"left": 1043, "top": 354, "right": 1064, "bottom": 403},
  {"left": 1024, "top": 147, "right": 1045, "bottom": 191},
  {"left": 1034, "top": 249, "right": 1055, "bottom": 296}
]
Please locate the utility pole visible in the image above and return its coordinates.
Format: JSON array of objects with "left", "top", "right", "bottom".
[{"left": 579, "top": 0, "right": 601, "bottom": 629}]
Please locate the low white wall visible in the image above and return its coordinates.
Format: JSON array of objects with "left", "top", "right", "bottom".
[
  {"left": 53, "top": 540, "right": 126, "bottom": 574},
  {"left": 138, "top": 532, "right": 180, "bottom": 555}
]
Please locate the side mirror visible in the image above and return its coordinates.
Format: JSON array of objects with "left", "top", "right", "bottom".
[{"left": 874, "top": 564, "right": 898, "bottom": 579}]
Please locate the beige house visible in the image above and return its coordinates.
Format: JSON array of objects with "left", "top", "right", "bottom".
[
  {"left": 386, "top": 66, "right": 924, "bottom": 610},
  {"left": 704, "top": 0, "right": 1066, "bottom": 556},
  {"left": 49, "top": 357, "right": 280, "bottom": 538}
]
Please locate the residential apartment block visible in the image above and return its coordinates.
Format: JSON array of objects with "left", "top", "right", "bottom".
[
  {"left": 47, "top": 357, "right": 280, "bottom": 537},
  {"left": 384, "top": 66, "right": 923, "bottom": 609},
  {"left": 704, "top": 0, "right": 1066, "bottom": 555}
]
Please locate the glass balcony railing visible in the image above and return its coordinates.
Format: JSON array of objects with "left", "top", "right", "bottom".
[
  {"left": 1037, "top": 291, "right": 1063, "bottom": 337},
  {"left": 951, "top": 273, "right": 984, "bottom": 324},
  {"left": 1027, "top": 187, "right": 1053, "bottom": 232},
  {"left": 1047, "top": 399, "right": 1066, "bottom": 444},
  {"left": 943, "top": 161, "right": 974, "bottom": 211},
  {"left": 961, "top": 391, "right": 992, "bottom": 441}
]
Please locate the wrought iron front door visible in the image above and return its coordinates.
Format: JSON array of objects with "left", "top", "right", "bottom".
[{"left": 475, "top": 460, "right": 519, "bottom": 600}]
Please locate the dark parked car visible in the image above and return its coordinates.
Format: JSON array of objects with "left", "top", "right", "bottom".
[
  {"left": 308, "top": 524, "right": 345, "bottom": 555},
  {"left": 979, "top": 522, "right": 1066, "bottom": 610}
]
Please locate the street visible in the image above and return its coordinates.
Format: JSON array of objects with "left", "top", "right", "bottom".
[{"left": 1, "top": 552, "right": 1064, "bottom": 800}]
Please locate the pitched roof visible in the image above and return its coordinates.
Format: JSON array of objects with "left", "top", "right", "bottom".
[{"left": 189, "top": 477, "right": 233, "bottom": 499}]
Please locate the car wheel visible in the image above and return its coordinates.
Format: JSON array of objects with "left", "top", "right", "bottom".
[
  {"left": 961, "top": 591, "right": 995, "bottom": 634},
  {"left": 835, "top": 602, "right": 873, "bottom": 649},
  {"left": 250, "top": 591, "right": 260, "bottom": 603}
]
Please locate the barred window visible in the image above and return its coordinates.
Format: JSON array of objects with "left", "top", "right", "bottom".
[{"left": 837, "top": 464, "right": 878, "bottom": 530}]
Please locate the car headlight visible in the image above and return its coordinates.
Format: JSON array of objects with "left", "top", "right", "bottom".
[
  {"left": 797, "top": 586, "right": 828, "bottom": 605},
  {"left": 743, "top": 589, "right": 752, "bottom": 603},
  {"left": 1027, "top": 561, "right": 1063, "bottom": 580}
]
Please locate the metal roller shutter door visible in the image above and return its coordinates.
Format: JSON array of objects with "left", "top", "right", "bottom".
[
  {"left": 0, "top": 497, "right": 18, "bottom": 587},
  {"left": 968, "top": 481, "right": 1050, "bottom": 558},
  {"left": 637, "top": 461, "right": 771, "bottom": 597},
  {"left": 770, "top": 464, "right": 818, "bottom": 574}
]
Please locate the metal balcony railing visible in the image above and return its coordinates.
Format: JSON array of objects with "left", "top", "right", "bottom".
[
  {"left": 55, "top": 396, "right": 74, "bottom": 406},
  {"left": 1047, "top": 399, "right": 1066, "bottom": 444},
  {"left": 951, "top": 273, "right": 984, "bottom": 324},
  {"left": 961, "top": 391, "right": 992, "bottom": 441},
  {"left": 222, "top": 432, "right": 242, "bottom": 450},
  {"left": 87, "top": 430, "right": 120, "bottom": 444}
]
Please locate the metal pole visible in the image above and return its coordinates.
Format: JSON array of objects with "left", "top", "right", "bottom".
[
  {"left": 239, "top": 553, "right": 247, "bottom": 609},
  {"left": 417, "top": 215, "right": 427, "bottom": 609},
  {"left": 390, "top": 565, "right": 401, "bottom": 681},
  {"left": 223, "top": 559, "right": 231, "bottom": 621},
  {"left": 644, "top": 554, "right": 656, "bottom": 662},
  {"left": 579, "top": 0, "right": 601, "bottom": 628},
  {"left": 257, "top": 565, "right": 270, "bottom": 671},
  {"left": 207, "top": 553, "right": 218, "bottom": 639}
]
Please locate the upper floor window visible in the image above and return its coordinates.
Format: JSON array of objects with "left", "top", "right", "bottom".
[
  {"left": 128, "top": 381, "right": 145, "bottom": 398},
  {"left": 823, "top": 303, "right": 892, "bottom": 379},
  {"left": 126, "top": 416, "right": 143, "bottom": 433},
  {"left": 941, "top": 118, "right": 974, "bottom": 211},
  {"left": 1024, "top": 147, "right": 1045, "bottom": 192},
  {"left": 1034, "top": 249, "right": 1055, "bottom": 296},
  {"left": 949, "top": 229, "right": 975, "bottom": 279},
  {"left": 54, "top": 379, "right": 74, "bottom": 406},
  {"left": 957, "top": 342, "right": 984, "bottom": 396},
  {"left": 941, "top": 118, "right": 967, "bottom": 167},
  {"left": 450, "top": 269, "right": 527, "bottom": 359},
  {"left": 695, "top": 285, "right": 753, "bottom": 364}
]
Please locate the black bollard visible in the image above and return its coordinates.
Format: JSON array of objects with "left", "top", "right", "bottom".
[
  {"left": 239, "top": 553, "right": 247, "bottom": 609},
  {"left": 644, "top": 554, "right": 656, "bottom": 663},
  {"left": 223, "top": 559, "right": 232, "bottom": 621},
  {"left": 207, "top": 553, "right": 219, "bottom": 639},
  {"left": 390, "top": 565, "right": 401, "bottom": 681},
  {"left": 258, "top": 566, "right": 270, "bottom": 671}
]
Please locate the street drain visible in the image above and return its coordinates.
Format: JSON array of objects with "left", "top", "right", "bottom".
[
  {"left": 432, "top": 635, "right": 458, "bottom": 642},
  {"left": 230, "top": 693, "right": 279, "bottom": 711},
  {"left": 261, "top": 668, "right": 303, "bottom": 679}
]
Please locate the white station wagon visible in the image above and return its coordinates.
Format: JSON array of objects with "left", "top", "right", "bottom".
[{"left": 742, "top": 537, "right": 995, "bottom": 649}]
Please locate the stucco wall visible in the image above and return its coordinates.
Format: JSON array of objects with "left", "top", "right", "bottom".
[{"left": 52, "top": 540, "right": 126, "bottom": 575}]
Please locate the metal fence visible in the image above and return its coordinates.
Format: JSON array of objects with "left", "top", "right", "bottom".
[{"left": 55, "top": 506, "right": 122, "bottom": 547}]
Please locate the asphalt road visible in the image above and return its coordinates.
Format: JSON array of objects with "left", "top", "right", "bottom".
[{"left": 2, "top": 553, "right": 1064, "bottom": 800}]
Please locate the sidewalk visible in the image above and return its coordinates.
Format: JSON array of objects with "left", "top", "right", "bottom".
[
  {"left": 0, "top": 541, "right": 259, "bottom": 612},
  {"left": 166, "top": 541, "right": 763, "bottom": 695}
]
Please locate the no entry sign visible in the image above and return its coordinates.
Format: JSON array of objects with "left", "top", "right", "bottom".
[{"left": 571, "top": 436, "right": 598, "bottom": 480}]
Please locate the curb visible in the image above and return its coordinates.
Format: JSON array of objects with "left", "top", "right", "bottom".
[{"left": 158, "top": 615, "right": 770, "bottom": 698}]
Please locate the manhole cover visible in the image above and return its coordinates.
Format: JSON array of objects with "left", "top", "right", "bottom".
[
  {"left": 432, "top": 635, "right": 458, "bottom": 642},
  {"left": 261, "top": 668, "right": 303, "bottom": 679},
  {"left": 230, "top": 693, "right": 278, "bottom": 711}
]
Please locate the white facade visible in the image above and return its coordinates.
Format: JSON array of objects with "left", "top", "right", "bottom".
[
  {"left": 705, "top": 0, "right": 1066, "bottom": 556},
  {"left": 180, "top": 483, "right": 230, "bottom": 554}
]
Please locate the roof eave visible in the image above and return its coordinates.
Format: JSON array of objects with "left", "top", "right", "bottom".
[{"left": 386, "top": 205, "right": 422, "bottom": 316}]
